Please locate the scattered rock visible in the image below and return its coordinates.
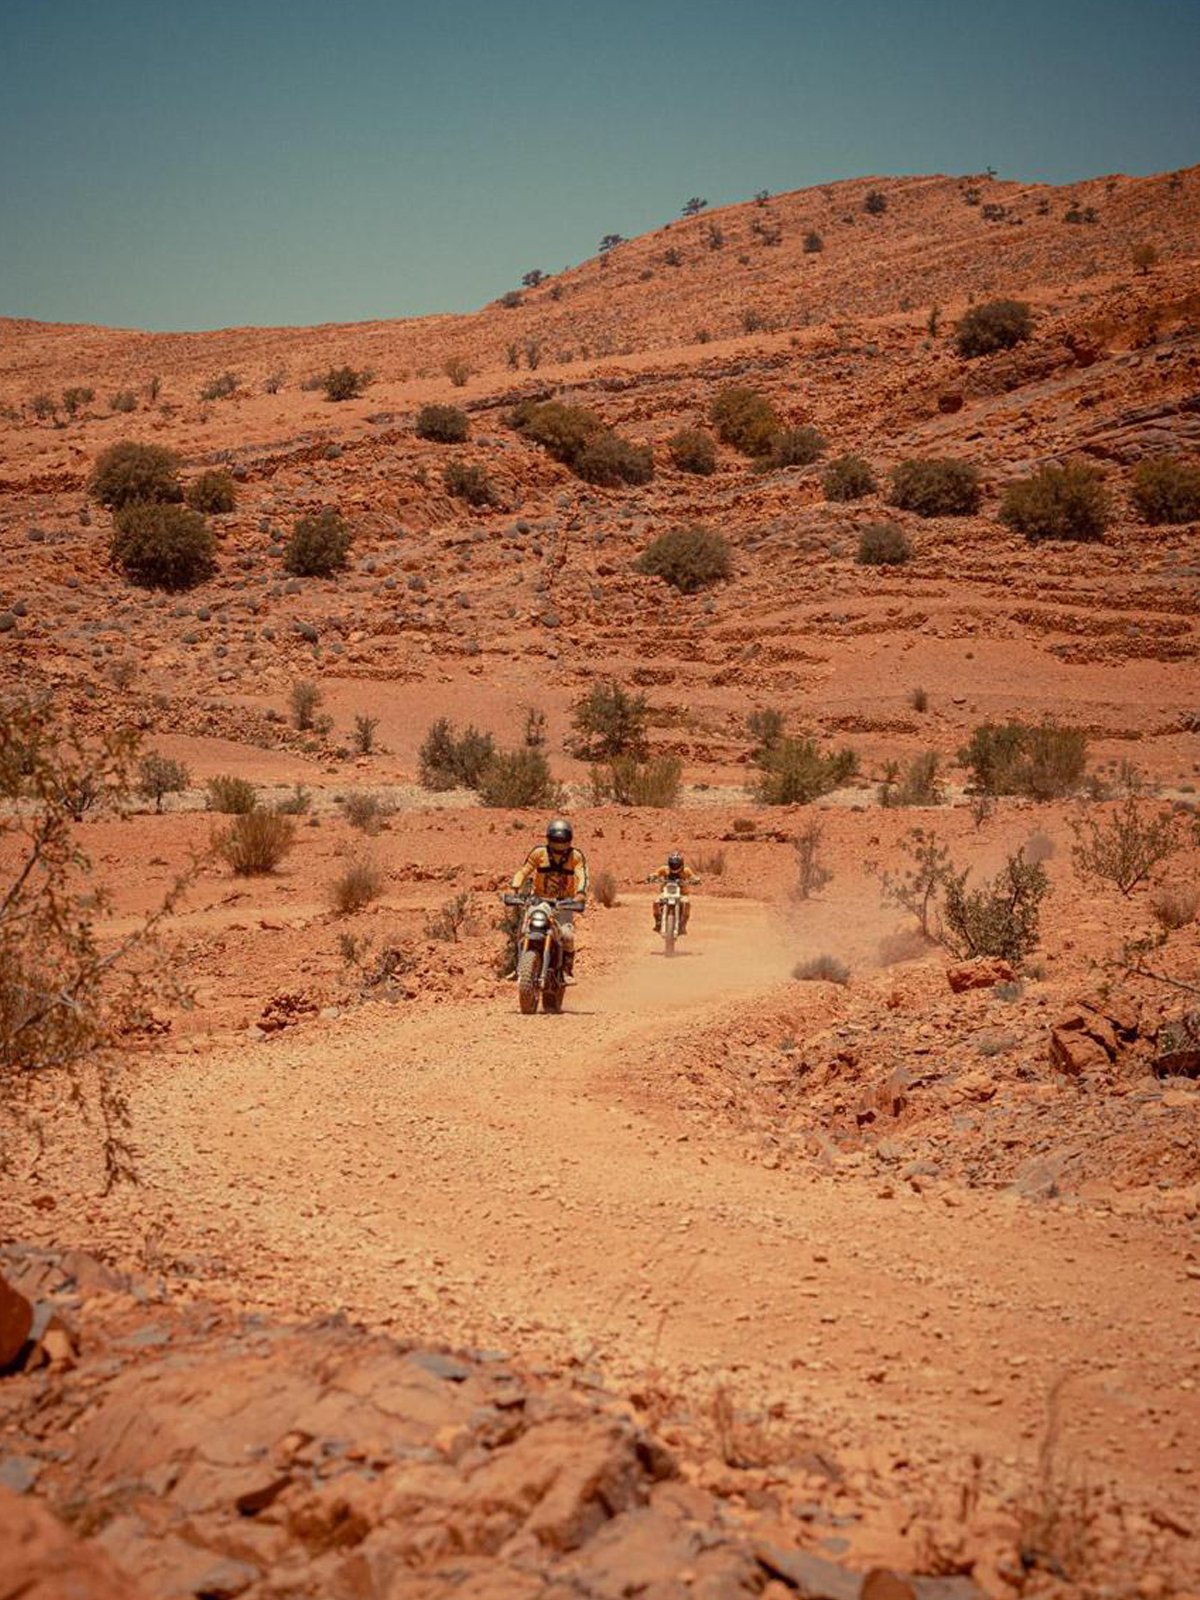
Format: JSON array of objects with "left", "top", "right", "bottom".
[
  {"left": 946, "top": 958, "right": 1014, "bottom": 993},
  {"left": 0, "top": 1272, "right": 34, "bottom": 1369}
]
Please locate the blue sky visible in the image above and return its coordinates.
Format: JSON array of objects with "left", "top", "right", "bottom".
[{"left": 1, "top": 0, "right": 1196, "bottom": 331}]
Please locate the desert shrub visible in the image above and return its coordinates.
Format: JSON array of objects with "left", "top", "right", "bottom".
[
  {"left": 1070, "top": 798, "right": 1181, "bottom": 896},
  {"left": 794, "top": 819, "right": 832, "bottom": 898},
  {"left": 999, "top": 463, "right": 1110, "bottom": 542},
  {"left": 803, "top": 230, "right": 824, "bottom": 253},
  {"left": 761, "top": 426, "right": 826, "bottom": 470},
  {"left": 109, "top": 390, "right": 138, "bottom": 414},
  {"left": 321, "top": 365, "right": 369, "bottom": 401},
  {"left": 573, "top": 431, "right": 654, "bottom": 486},
  {"left": 110, "top": 503, "right": 216, "bottom": 590},
  {"left": 955, "top": 299, "right": 1034, "bottom": 357},
  {"left": 283, "top": 508, "right": 352, "bottom": 576},
  {"left": 823, "top": 453, "right": 876, "bottom": 501},
  {"left": 200, "top": 371, "right": 238, "bottom": 401},
  {"left": 754, "top": 738, "right": 857, "bottom": 805},
  {"left": 595, "top": 755, "right": 682, "bottom": 807},
  {"left": 594, "top": 870, "right": 619, "bottom": 908},
  {"left": 477, "top": 747, "right": 559, "bottom": 808},
  {"left": 889, "top": 458, "right": 982, "bottom": 517},
  {"left": 426, "top": 891, "right": 471, "bottom": 941},
  {"left": 89, "top": 441, "right": 182, "bottom": 509},
  {"left": 62, "top": 386, "right": 95, "bottom": 418},
  {"left": 1131, "top": 457, "right": 1200, "bottom": 524},
  {"left": 794, "top": 954, "right": 849, "bottom": 984},
  {"left": 571, "top": 680, "right": 649, "bottom": 760},
  {"left": 508, "top": 399, "right": 602, "bottom": 464},
  {"left": 330, "top": 857, "right": 384, "bottom": 915},
  {"left": 1, "top": 701, "right": 190, "bottom": 1182},
  {"left": 857, "top": 522, "right": 911, "bottom": 566},
  {"left": 184, "top": 469, "right": 237, "bottom": 514},
  {"left": 710, "top": 386, "right": 780, "bottom": 456},
  {"left": 960, "top": 720, "right": 1087, "bottom": 801},
  {"left": 444, "top": 356, "right": 471, "bottom": 387},
  {"left": 137, "top": 752, "right": 189, "bottom": 812},
  {"left": 881, "top": 751, "right": 943, "bottom": 806},
  {"left": 910, "top": 686, "right": 929, "bottom": 712},
  {"left": 668, "top": 429, "right": 717, "bottom": 475},
  {"left": 747, "top": 707, "right": 786, "bottom": 758},
  {"left": 290, "top": 679, "right": 323, "bottom": 731},
  {"left": 443, "top": 461, "right": 498, "bottom": 506},
  {"left": 1150, "top": 883, "right": 1198, "bottom": 930},
  {"left": 418, "top": 718, "right": 495, "bottom": 790},
  {"left": 635, "top": 524, "right": 731, "bottom": 593},
  {"left": 694, "top": 847, "right": 726, "bottom": 876},
  {"left": 415, "top": 404, "right": 469, "bottom": 443},
  {"left": 352, "top": 714, "right": 379, "bottom": 755},
  {"left": 942, "top": 850, "right": 1048, "bottom": 962},
  {"left": 275, "top": 784, "right": 312, "bottom": 816},
  {"left": 864, "top": 189, "right": 888, "bottom": 215},
  {"left": 215, "top": 809, "right": 296, "bottom": 875},
  {"left": 339, "top": 791, "right": 393, "bottom": 834},
  {"left": 205, "top": 774, "right": 257, "bottom": 814}
]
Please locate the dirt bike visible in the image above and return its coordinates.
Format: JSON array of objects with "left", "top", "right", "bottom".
[
  {"left": 503, "top": 893, "right": 584, "bottom": 1015},
  {"left": 654, "top": 880, "right": 686, "bottom": 957}
]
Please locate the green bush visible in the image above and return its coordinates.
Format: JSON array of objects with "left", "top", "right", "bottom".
[
  {"left": 761, "top": 426, "right": 826, "bottom": 470},
  {"left": 110, "top": 503, "right": 216, "bottom": 590},
  {"left": 635, "top": 525, "right": 732, "bottom": 593},
  {"left": 955, "top": 299, "right": 1034, "bottom": 358},
  {"left": 444, "top": 460, "right": 498, "bottom": 506},
  {"left": 321, "top": 365, "right": 369, "bottom": 401},
  {"left": 571, "top": 680, "right": 649, "bottom": 760},
  {"left": 959, "top": 720, "right": 1087, "bottom": 800},
  {"left": 754, "top": 738, "right": 858, "bottom": 805},
  {"left": 137, "top": 752, "right": 189, "bottom": 812},
  {"left": 508, "top": 399, "right": 602, "bottom": 463},
  {"left": 999, "top": 463, "right": 1110, "bottom": 542},
  {"left": 200, "top": 371, "right": 238, "bottom": 401},
  {"left": 477, "top": 747, "right": 560, "bottom": 808},
  {"left": 185, "top": 469, "right": 237, "bottom": 514},
  {"left": 205, "top": 774, "right": 257, "bottom": 814},
  {"left": 282, "top": 508, "right": 352, "bottom": 576},
  {"left": 667, "top": 428, "right": 717, "bottom": 475},
  {"left": 89, "top": 441, "right": 181, "bottom": 509},
  {"left": 823, "top": 453, "right": 876, "bottom": 501},
  {"left": 416, "top": 404, "right": 469, "bottom": 443},
  {"left": 857, "top": 522, "right": 911, "bottom": 565},
  {"left": 710, "top": 387, "right": 780, "bottom": 457},
  {"left": 942, "top": 850, "right": 1048, "bottom": 963},
  {"left": 418, "top": 718, "right": 496, "bottom": 790},
  {"left": 573, "top": 430, "right": 653, "bottom": 486},
  {"left": 889, "top": 458, "right": 982, "bottom": 517},
  {"left": 1131, "top": 456, "right": 1200, "bottom": 524}
]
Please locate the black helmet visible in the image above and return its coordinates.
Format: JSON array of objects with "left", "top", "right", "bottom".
[
  {"left": 546, "top": 818, "right": 573, "bottom": 850},
  {"left": 668, "top": 851, "right": 684, "bottom": 872}
]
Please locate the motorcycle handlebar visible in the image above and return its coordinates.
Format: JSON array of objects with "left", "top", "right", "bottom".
[{"left": 502, "top": 893, "right": 586, "bottom": 911}]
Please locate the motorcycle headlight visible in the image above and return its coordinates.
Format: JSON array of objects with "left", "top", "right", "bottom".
[{"left": 528, "top": 910, "right": 550, "bottom": 932}]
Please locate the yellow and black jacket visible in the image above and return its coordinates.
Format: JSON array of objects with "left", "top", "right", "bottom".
[
  {"left": 512, "top": 846, "right": 589, "bottom": 901},
  {"left": 652, "top": 863, "right": 697, "bottom": 895}
]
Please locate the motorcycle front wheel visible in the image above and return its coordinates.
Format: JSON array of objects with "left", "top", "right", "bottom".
[{"left": 517, "top": 948, "right": 542, "bottom": 1015}]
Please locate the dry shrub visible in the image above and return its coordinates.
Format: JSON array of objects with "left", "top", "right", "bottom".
[
  {"left": 1131, "top": 455, "right": 1200, "bottom": 524},
  {"left": 426, "top": 891, "right": 471, "bottom": 940},
  {"left": 822, "top": 453, "right": 876, "bottom": 501},
  {"left": 667, "top": 428, "right": 717, "bottom": 475},
  {"left": 111, "top": 503, "right": 216, "bottom": 591},
  {"left": 635, "top": 525, "right": 731, "bottom": 593},
  {"left": 755, "top": 738, "right": 857, "bottom": 805},
  {"left": 593, "top": 755, "right": 682, "bottom": 808},
  {"left": 215, "top": 810, "right": 296, "bottom": 875},
  {"left": 444, "top": 460, "right": 499, "bottom": 506},
  {"left": 1000, "top": 463, "right": 1110, "bottom": 542},
  {"left": 330, "top": 857, "right": 384, "bottom": 915},
  {"left": 880, "top": 750, "right": 943, "bottom": 807},
  {"left": 760, "top": 425, "right": 826, "bottom": 470},
  {"left": 1, "top": 699, "right": 192, "bottom": 1185},
  {"left": 89, "top": 441, "right": 181, "bottom": 508},
  {"left": 416, "top": 404, "right": 469, "bottom": 442},
  {"left": 710, "top": 386, "right": 780, "bottom": 456},
  {"left": 477, "top": 748, "right": 560, "bottom": 809},
  {"left": 205, "top": 774, "right": 257, "bottom": 814},
  {"left": 138, "top": 752, "right": 189, "bottom": 812},
  {"left": 856, "top": 522, "right": 911, "bottom": 565},
  {"left": 184, "top": 470, "right": 236, "bottom": 514},
  {"left": 960, "top": 720, "right": 1087, "bottom": 801},
  {"left": 283, "top": 508, "right": 352, "bottom": 577},
  {"left": 793, "top": 819, "right": 831, "bottom": 898},
  {"left": 1149, "top": 883, "right": 1198, "bottom": 930},
  {"left": 694, "top": 847, "right": 726, "bottom": 876},
  {"left": 889, "top": 458, "right": 981, "bottom": 517},
  {"left": 955, "top": 298, "right": 1033, "bottom": 357},
  {"left": 418, "top": 719, "right": 495, "bottom": 790},
  {"left": 1070, "top": 798, "right": 1181, "bottom": 896},
  {"left": 339, "top": 790, "right": 393, "bottom": 834}
]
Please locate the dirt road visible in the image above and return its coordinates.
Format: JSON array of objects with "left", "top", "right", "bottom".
[{"left": 101, "top": 893, "right": 1197, "bottom": 1540}]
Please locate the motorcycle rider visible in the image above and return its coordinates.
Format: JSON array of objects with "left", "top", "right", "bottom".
[
  {"left": 648, "top": 851, "right": 699, "bottom": 934},
  {"left": 510, "top": 819, "right": 589, "bottom": 983}
]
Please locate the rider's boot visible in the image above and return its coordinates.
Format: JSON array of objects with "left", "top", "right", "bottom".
[{"left": 562, "top": 949, "right": 577, "bottom": 985}]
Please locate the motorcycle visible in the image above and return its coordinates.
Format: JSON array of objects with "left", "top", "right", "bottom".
[
  {"left": 502, "top": 893, "right": 584, "bottom": 1014},
  {"left": 655, "top": 880, "right": 686, "bottom": 956}
]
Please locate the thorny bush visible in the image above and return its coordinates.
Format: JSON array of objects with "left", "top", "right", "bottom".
[{"left": 0, "top": 699, "right": 193, "bottom": 1186}]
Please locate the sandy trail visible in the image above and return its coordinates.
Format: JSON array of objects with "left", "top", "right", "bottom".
[{"left": 125, "top": 896, "right": 1197, "bottom": 1518}]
